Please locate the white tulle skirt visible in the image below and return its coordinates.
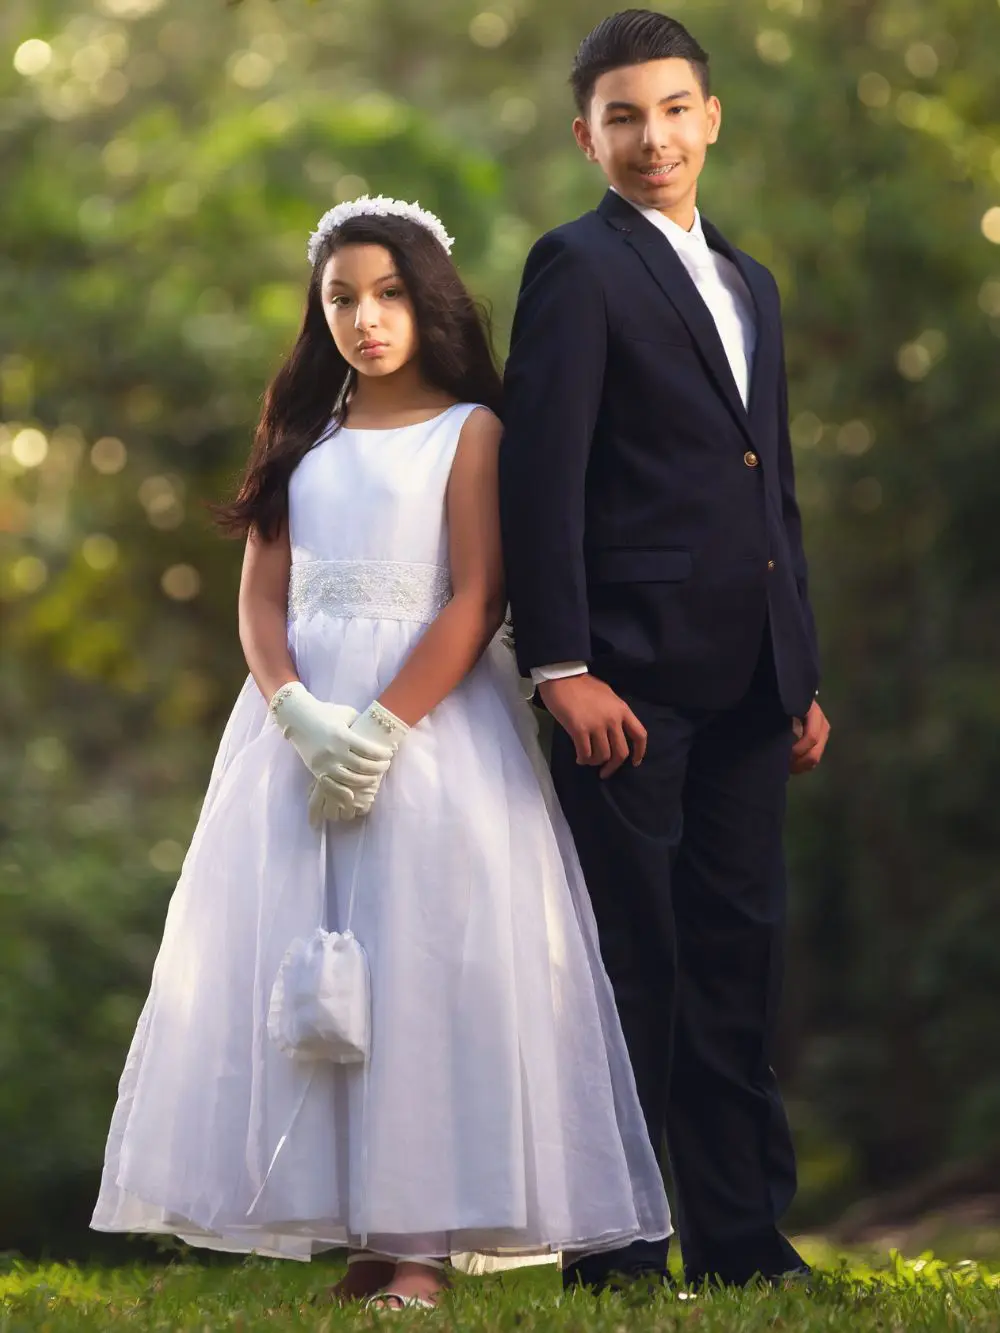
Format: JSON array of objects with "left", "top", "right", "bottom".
[{"left": 92, "top": 612, "right": 670, "bottom": 1260}]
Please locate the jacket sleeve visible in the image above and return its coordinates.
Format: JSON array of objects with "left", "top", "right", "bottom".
[
  {"left": 499, "top": 232, "right": 607, "bottom": 676},
  {"left": 776, "top": 321, "right": 821, "bottom": 684}
]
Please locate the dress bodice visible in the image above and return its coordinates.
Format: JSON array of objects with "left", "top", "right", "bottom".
[
  {"left": 288, "top": 403, "right": 479, "bottom": 568},
  {"left": 286, "top": 403, "right": 481, "bottom": 626}
]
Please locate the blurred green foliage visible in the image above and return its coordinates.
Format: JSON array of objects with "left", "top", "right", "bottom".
[{"left": 1, "top": 0, "right": 999, "bottom": 1253}]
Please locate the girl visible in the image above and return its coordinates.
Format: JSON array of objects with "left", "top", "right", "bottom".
[{"left": 92, "top": 196, "right": 670, "bottom": 1308}]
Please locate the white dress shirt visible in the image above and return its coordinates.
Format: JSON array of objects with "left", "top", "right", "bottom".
[{"left": 530, "top": 196, "right": 757, "bottom": 688}]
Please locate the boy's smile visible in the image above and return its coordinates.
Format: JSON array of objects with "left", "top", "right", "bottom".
[{"left": 573, "top": 57, "right": 722, "bottom": 230}]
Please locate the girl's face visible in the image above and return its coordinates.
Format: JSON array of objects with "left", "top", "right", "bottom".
[{"left": 321, "top": 243, "right": 419, "bottom": 380}]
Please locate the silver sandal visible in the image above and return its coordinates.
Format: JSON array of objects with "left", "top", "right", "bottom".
[
  {"left": 365, "top": 1292, "right": 438, "bottom": 1312},
  {"left": 365, "top": 1257, "right": 448, "bottom": 1313}
]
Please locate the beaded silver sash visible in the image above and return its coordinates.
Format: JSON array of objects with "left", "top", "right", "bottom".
[{"left": 288, "top": 559, "right": 452, "bottom": 624}]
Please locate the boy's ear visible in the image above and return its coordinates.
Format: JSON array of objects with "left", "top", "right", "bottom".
[
  {"left": 706, "top": 95, "right": 722, "bottom": 144},
  {"left": 573, "top": 116, "right": 596, "bottom": 160}
]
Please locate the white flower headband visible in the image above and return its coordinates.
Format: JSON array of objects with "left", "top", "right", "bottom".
[{"left": 307, "top": 194, "right": 455, "bottom": 265}]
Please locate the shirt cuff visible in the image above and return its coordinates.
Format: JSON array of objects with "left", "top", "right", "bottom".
[{"left": 530, "top": 661, "right": 590, "bottom": 685}]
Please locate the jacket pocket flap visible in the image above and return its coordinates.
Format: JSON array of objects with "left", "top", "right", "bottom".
[{"left": 588, "top": 548, "right": 693, "bottom": 583}]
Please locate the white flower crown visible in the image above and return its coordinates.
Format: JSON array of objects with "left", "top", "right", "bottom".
[{"left": 307, "top": 194, "right": 455, "bottom": 265}]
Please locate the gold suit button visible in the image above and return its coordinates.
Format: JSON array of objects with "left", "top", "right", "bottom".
[
  {"left": 744, "top": 450, "right": 759, "bottom": 468},
  {"left": 767, "top": 559, "right": 776, "bottom": 571}
]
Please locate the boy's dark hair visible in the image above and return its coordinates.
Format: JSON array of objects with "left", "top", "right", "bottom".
[{"left": 570, "top": 10, "right": 710, "bottom": 115}]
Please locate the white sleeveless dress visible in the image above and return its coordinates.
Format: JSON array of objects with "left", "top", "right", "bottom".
[{"left": 92, "top": 402, "right": 671, "bottom": 1260}]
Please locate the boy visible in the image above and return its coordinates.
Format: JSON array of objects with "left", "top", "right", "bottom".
[{"left": 500, "top": 9, "right": 830, "bottom": 1290}]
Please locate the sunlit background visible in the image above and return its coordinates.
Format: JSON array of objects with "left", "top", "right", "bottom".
[{"left": 2, "top": 0, "right": 999, "bottom": 1255}]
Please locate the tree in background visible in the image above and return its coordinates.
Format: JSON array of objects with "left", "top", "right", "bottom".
[{"left": 1, "top": 0, "right": 998, "bottom": 1251}]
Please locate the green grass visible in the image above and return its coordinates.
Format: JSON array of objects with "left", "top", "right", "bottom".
[{"left": 2, "top": 1241, "right": 998, "bottom": 1332}]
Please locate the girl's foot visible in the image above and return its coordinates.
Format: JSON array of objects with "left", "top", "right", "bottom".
[
  {"left": 328, "top": 1252, "right": 396, "bottom": 1305},
  {"left": 367, "top": 1259, "right": 449, "bottom": 1310}
]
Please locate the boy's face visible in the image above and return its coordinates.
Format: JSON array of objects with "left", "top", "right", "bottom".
[{"left": 573, "top": 58, "right": 721, "bottom": 226}]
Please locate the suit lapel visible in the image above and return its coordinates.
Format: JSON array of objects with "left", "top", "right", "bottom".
[
  {"left": 597, "top": 191, "right": 754, "bottom": 445},
  {"left": 701, "top": 217, "right": 779, "bottom": 445}
]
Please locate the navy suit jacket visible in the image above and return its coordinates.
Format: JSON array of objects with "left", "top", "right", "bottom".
[{"left": 499, "top": 189, "right": 820, "bottom": 717}]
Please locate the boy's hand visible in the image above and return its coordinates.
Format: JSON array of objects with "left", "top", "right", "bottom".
[
  {"left": 791, "top": 700, "right": 830, "bottom": 775},
  {"left": 538, "top": 675, "right": 647, "bottom": 779}
]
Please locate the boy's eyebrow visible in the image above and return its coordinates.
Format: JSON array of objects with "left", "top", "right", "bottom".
[{"left": 603, "top": 92, "right": 692, "bottom": 113}]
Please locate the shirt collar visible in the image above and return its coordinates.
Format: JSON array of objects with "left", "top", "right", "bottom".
[{"left": 610, "top": 188, "right": 711, "bottom": 264}]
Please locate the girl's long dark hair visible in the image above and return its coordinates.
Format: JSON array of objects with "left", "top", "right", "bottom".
[{"left": 214, "top": 214, "right": 503, "bottom": 540}]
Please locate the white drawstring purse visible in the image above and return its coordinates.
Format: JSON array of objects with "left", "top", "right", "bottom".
[
  {"left": 250, "top": 821, "right": 372, "bottom": 1228},
  {"left": 267, "top": 822, "right": 370, "bottom": 1064},
  {"left": 267, "top": 927, "right": 369, "bottom": 1063}
]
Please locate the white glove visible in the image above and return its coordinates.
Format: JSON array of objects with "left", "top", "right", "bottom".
[
  {"left": 268, "top": 683, "right": 393, "bottom": 826},
  {"left": 307, "top": 770, "right": 377, "bottom": 828},
  {"left": 308, "top": 700, "right": 410, "bottom": 826}
]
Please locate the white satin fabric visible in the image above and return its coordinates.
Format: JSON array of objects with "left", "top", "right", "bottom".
[{"left": 92, "top": 403, "right": 671, "bottom": 1259}]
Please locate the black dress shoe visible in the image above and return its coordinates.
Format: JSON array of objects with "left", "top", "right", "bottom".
[
  {"left": 683, "top": 1230, "right": 810, "bottom": 1290},
  {"left": 563, "top": 1238, "right": 671, "bottom": 1294},
  {"left": 773, "top": 1264, "right": 813, "bottom": 1290},
  {"left": 683, "top": 1262, "right": 813, "bottom": 1291},
  {"left": 563, "top": 1262, "right": 671, "bottom": 1295}
]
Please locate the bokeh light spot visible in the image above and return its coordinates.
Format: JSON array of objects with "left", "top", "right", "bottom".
[
  {"left": 11, "top": 556, "right": 48, "bottom": 593},
  {"left": 12, "top": 428, "right": 48, "bottom": 468},
  {"left": 897, "top": 342, "right": 932, "bottom": 380},
  {"left": 161, "top": 564, "right": 200, "bottom": 601},
  {"left": 981, "top": 207, "right": 1000, "bottom": 244},
  {"left": 499, "top": 97, "right": 537, "bottom": 133},
  {"left": 790, "top": 412, "right": 823, "bottom": 450},
  {"left": 334, "top": 175, "right": 369, "bottom": 202},
  {"left": 904, "top": 43, "right": 939, "bottom": 79},
  {"left": 91, "top": 436, "right": 128, "bottom": 474},
  {"left": 98, "top": 0, "right": 164, "bottom": 17},
  {"left": 896, "top": 91, "right": 930, "bottom": 129},
  {"left": 94, "top": 69, "right": 130, "bottom": 106},
  {"left": 755, "top": 29, "right": 793, "bottom": 65},
  {"left": 13, "top": 39, "right": 53, "bottom": 76},
  {"left": 26, "top": 736, "right": 68, "bottom": 774},
  {"left": 470, "top": 12, "right": 510, "bottom": 48},
  {"left": 72, "top": 44, "right": 110, "bottom": 83},
  {"left": 81, "top": 534, "right": 119, "bottom": 571},
  {"left": 140, "top": 475, "right": 184, "bottom": 529},
  {"left": 837, "top": 421, "right": 875, "bottom": 456},
  {"left": 919, "top": 328, "right": 947, "bottom": 361},
  {"left": 228, "top": 51, "right": 274, "bottom": 90},
  {"left": 149, "top": 839, "right": 184, "bottom": 872},
  {"left": 978, "top": 278, "right": 1000, "bottom": 317},
  {"left": 858, "top": 72, "right": 891, "bottom": 108},
  {"left": 102, "top": 138, "right": 139, "bottom": 177}
]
